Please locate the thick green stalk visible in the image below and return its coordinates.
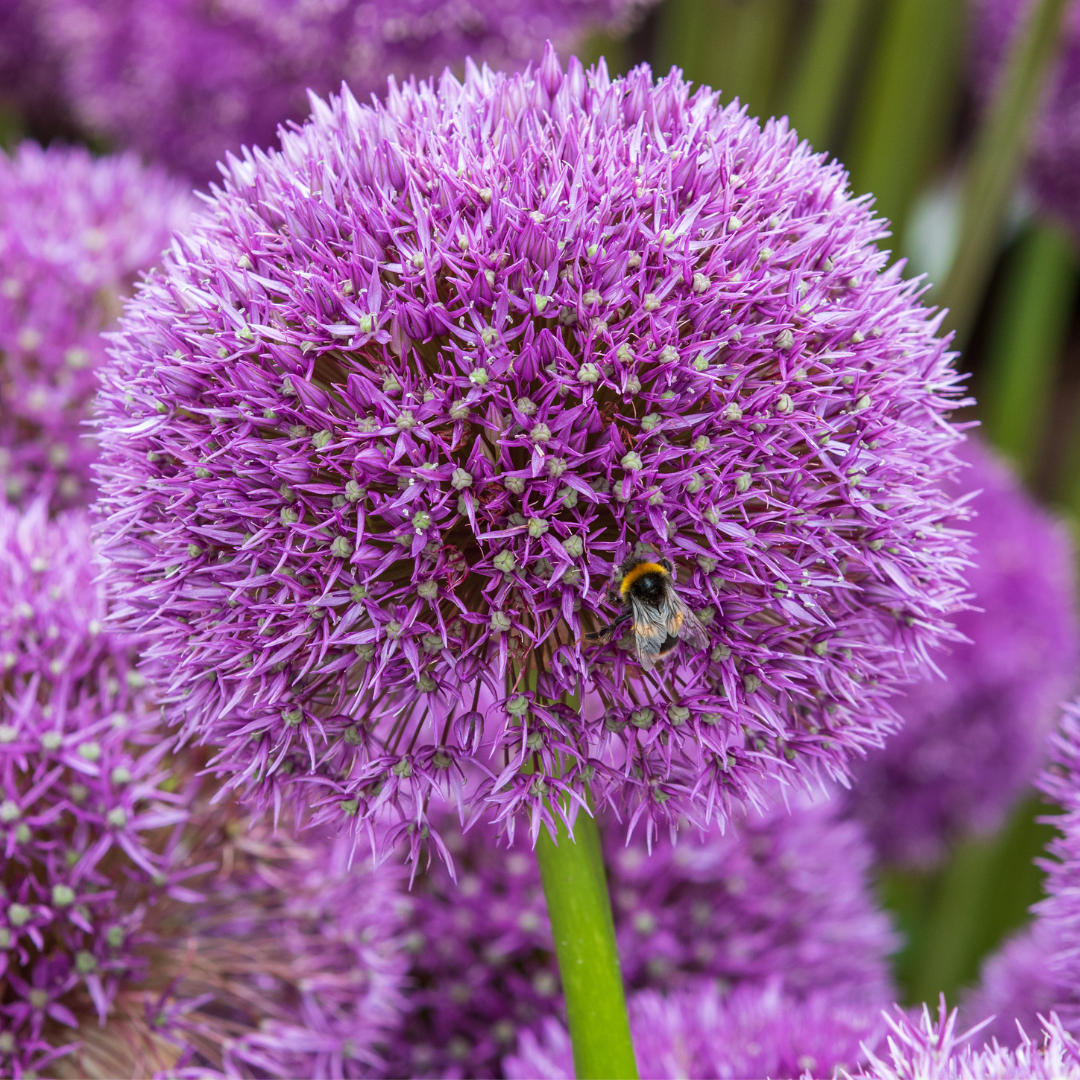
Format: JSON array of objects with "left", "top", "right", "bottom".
[
  {"left": 536, "top": 805, "right": 638, "bottom": 1080},
  {"left": 782, "top": 0, "right": 878, "bottom": 151},
  {"left": 979, "top": 222, "right": 1079, "bottom": 477},
  {"left": 846, "top": 0, "right": 964, "bottom": 244},
  {"left": 939, "top": 0, "right": 1070, "bottom": 345}
]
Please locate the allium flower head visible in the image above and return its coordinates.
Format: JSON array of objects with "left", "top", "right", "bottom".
[
  {"left": 505, "top": 979, "right": 884, "bottom": 1080},
  {"left": 388, "top": 798, "right": 894, "bottom": 1077},
  {"left": 85, "top": 815, "right": 410, "bottom": 1080},
  {"left": 0, "top": 500, "right": 194, "bottom": 1078},
  {"left": 850, "top": 999, "right": 1080, "bottom": 1080},
  {"left": 0, "top": 142, "right": 192, "bottom": 510},
  {"left": 846, "top": 438, "right": 1079, "bottom": 866},
  {"left": 970, "top": 0, "right": 1080, "bottom": 237},
  {"left": 45, "top": 0, "right": 650, "bottom": 181},
  {"left": 94, "top": 51, "right": 970, "bottom": 856}
]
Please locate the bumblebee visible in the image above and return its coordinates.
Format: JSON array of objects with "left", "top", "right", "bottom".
[{"left": 586, "top": 554, "right": 709, "bottom": 670}]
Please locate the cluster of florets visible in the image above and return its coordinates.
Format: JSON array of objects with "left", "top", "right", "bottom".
[
  {"left": 386, "top": 797, "right": 894, "bottom": 1077},
  {"left": 0, "top": 142, "right": 191, "bottom": 510},
  {"left": 110, "top": 815, "right": 411, "bottom": 1080},
  {"left": 0, "top": 500, "right": 194, "bottom": 1077},
  {"left": 94, "top": 50, "right": 970, "bottom": 857},
  {"left": 505, "top": 979, "right": 884, "bottom": 1080},
  {"left": 606, "top": 794, "right": 898, "bottom": 999},
  {"left": 970, "top": 0, "right": 1080, "bottom": 236},
  {"left": 847, "top": 438, "right": 1079, "bottom": 866},
  {"left": 44, "top": 0, "right": 650, "bottom": 181},
  {"left": 852, "top": 999, "right": 1080, "bottom": 1080}
]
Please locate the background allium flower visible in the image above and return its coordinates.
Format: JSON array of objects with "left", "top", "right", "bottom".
[
  {"left": 850, "top": 999, "right": 1080, "bottom": 1080},
  {"left": 0, "top": 500, "right": 194, "bottom": 1078},
  {"left": 607, "top": 794, "right": 898, "bottom": 999},
  {"left": 970, "top": 0, "right": 1080, "bottom": 237},
  {"left": 388, "top": 798, "right": 895, "bottom": 1077},
  {"left": 504, "top": 979, "right": 884, "bottom": 1080},
  {"left": 45, "top": 0, "right": 651, "bottom": 182},
  {"left": 77, "top": 814, "right": 410, "bottom": 1080},
  {"left": 846, "top": 437, "right": 1078, "bottom": 866},
  {"left": 0, "top": 142, "right": 191, "bottom": 510},
  {"left": 94, "top": 51, "right": 969, "bottom": 857}
]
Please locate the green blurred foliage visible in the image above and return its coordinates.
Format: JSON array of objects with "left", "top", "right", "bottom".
[{"left": 879, "top": 795, "right": 1060, "bottom": 1006}]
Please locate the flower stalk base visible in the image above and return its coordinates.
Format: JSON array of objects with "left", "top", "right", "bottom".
[{"left": 535, "top": 804, "right": 638, "bottom": 1079}]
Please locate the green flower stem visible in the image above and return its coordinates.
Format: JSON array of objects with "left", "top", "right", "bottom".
[
  {"left": 939, "top": 0, "right": 1070, "bottom": 345},
  {"left": 979, "top": 222, "right": 1079, "bottom": 477},
  {"left": 535, "top": 801, "right": 638, "bottom": 1080},
  {"left": 782, "top": 0, "right": 878, "bottom": 151},
  {"left": 846, "top": 0, "right": 964, "bottom": 244}
]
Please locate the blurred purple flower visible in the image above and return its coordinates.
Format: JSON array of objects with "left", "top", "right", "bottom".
[
  {"left": 93, "top": 51, "right": 970, "bottom": 860},
  {"left": 0, "top": 142, "right": 191, "bottom": 511},
  {"left": 504, "top": 978, "right": 885, "bottom": 1080},
  {"left": 0, "top": 499, "right": 195, "bottom": 1078},
  {"left": 44, "top": 0, "right": 651, "bottom": 182},
  {"left": 850, "top": 998, "right": 1080, "bottom": 1080},
  {"left": 608, "top": 794, "right": 898, "bottom": 1000},
  {"left": 388, "top": 797, "right": 895, "bottom": 1077},
  {"left": 846, "top": 437, "right": 1078, "bottom": 866},
  {"left": 970, "top": 0, "right": 1080, "bottom": 237},
  {"left": 136, "top": 816, "right": 410, "bottom": 1080}
]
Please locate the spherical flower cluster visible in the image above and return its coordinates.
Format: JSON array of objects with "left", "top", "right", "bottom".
[
  {"left": 387, "top": 798, "right": 895, "bottom": 1077},
  {"left": 504, "top": 979, "right": 884, "bottom": 1080},
  {"left": 0, "top": 500, "right": 194, "bottom": 1078},
  {"left": 851, "top": 999, "right": 1080, "bottom": 1080},
  {"left": 970, "top": 0, "right": 1080, "bottom": 237},
  {"left": 0, "top": 142, "right": 192, "bottom": 510},
  {"left": 45, "top": 0, "right": 651, "bottom": 181},
  {"left": 607, "top": 794, "right": 898, "bottom": 999},
  {"left": 94, "top": 51, "right": 970, "bottom": 855},
  {"left": 846, "top": 438, "right": 1079, "bottom": 866},
  {"left": 91, "top": 815, "right": 411, "bottom": 1080}
]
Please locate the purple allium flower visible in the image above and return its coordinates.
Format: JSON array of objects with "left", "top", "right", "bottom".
[
  {"left": 607, "top": 793, "right": 898, "bottom": 999},
  {"left": 851, "top": 999, "right": 1080, "bottom": 1080},
  {"left": 93, "top": 51, "right": 971, "bottom": 858},
  {"left": 45, "top": 0, "right": 650, "bottom": 182},
  {"left": 846, "top": 437, "right": 1079, "bottom": 866},
  {"left": 117, "top": 815, "right": 410, "bottom": 1080},
  {"left": 504, "top": 979, "right": 884, "bottom": 1080},
  {"left": 0, "top": 142, "right": 192, "bottom": 511},
  {"left": 970, "top": 0, "right": 1080, "bottom": 236},
  {"left": 387, "top": 797, "right": 895, "bottom": 1078},
  {"left": 0, "top": 499, "right": 194, "bottom": 1078}
]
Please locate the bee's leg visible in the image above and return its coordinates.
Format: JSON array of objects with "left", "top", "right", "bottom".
[
  {"left": 659, "top": 557, "right": 674, "bottom": 576},
  {"left": 585, "top": 612, "right": 631, "bottom": 642}
]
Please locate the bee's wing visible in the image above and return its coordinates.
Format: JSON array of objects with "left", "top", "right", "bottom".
[
  {"left": 661, "top": 593, "right": 710, "bottom": 653},
  {"left": 629, "top": 596, "right": 668, "bottom": 671}
]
